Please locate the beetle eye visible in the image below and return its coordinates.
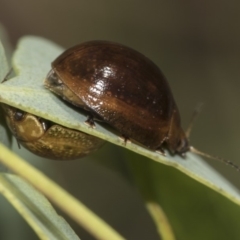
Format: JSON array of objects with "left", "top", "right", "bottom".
[{"left": 14, "top": 109, "right": 25, "bottom": 121}]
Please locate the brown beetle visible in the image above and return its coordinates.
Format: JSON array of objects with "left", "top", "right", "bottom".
[
  {"left": 44, "top": 41, "right": 188, "bottom": 155},
  {"left": 2, "top": 104, "right": 104, "bottom": 160},
  {"left": 43, "top": 41, "right": 240, "bottom": 172}
]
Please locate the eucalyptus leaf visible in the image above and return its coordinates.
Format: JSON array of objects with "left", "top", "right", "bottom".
[
  {"left": 0, "top": 37, "right": 11, "bottom": 152},
  {"left": 0, "top": 36, "right": 239, "bottom": 206},
  {"left": 0, "top": 173, "right": 80, "bottom": 240},
  {"left": 0, "top": 143, "right": 125, "bottom": 240},
  {"left": 126, "top": 152, "right": 240, "bottom": 240}
]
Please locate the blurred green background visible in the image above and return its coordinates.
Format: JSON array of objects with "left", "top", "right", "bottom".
[{"left": 1, "top": 1, "right": 240, "bottom": 240}]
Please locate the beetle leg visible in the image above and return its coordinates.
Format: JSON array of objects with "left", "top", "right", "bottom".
[
  {"left": 155, "top": 136, "right": 169, "bottom": 156},
  {"left": 156, "top": 147, "right": 166, "bottom": 156},
  {"left": 16, "top": 139, "right": 21, "bottom": 149},
  {"left": 180, "top": 152, "right": 186, "bottom": 158},
  {"left": 85, "top": 115, "right": 96, "bottom": 128},
  {"left": 119, "top": 134, "right": 131, "bottom": 146}
]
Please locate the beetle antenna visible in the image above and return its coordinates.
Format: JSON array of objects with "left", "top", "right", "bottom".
[
  {"left": 185, "top": 103, "right": 204, "bottom": 139},
  {"left": 186, "top": 104, "right": 240, "bottom": 173},
  {"left": 190, "top": 146, "right": 240, "bottom": 172}
]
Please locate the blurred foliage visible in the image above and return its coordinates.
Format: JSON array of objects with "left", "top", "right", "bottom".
[
  {"left": 1, "top": 1, "right": 240, "bottom": 240},
  {"left": 126, "top": 151, "right": 240, "bottom": 240}
]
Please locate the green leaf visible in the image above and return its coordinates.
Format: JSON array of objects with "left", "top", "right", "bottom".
[
  {"left": 0, "top": 33, "right": 125, "bottom": 240},
  {"left": 0, "top": 173, "right": 80, "bottom": 240},
  {"left": 0, "top": 143, "right": 125, "bottom": 240},
  {"left": 0, "top": 36, "right": 240, "bottom": 207},
  {"left": 126, "top": 152, "right": 240, "bottom": 240},
  {"left": 0, "top": 35, "right": 11, "bottom": 151}
]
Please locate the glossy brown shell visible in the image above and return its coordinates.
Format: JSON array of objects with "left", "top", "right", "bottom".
[
  {"left": 2, "top": 104, "right": 104, "bottom": 160},
  {"left": 46, "top": 41, "right": 189, "bottom": 153}
]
